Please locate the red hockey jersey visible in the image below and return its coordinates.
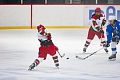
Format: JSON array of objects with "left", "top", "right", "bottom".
[{"left": 90, "top": 13, "right": 106, "bottom": 32}]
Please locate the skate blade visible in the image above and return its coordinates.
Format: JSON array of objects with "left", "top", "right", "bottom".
[
  {"left": 28, "top": 66, "right": 34, "bottom": 71},
  {"left": 109, "top": 58, "right": 116, "bottom": 61},
  {"left": 56, "top": 66, "right": 59, "bottom": 69},
  {"left": 28, "top": 68, "right": 32, "bottom": 71},
  {"left": 83, "top": 51, "right": 86, "bottom": 53},
  {"left": 106, "top": 52, "right": 109, "bottom": 54}
]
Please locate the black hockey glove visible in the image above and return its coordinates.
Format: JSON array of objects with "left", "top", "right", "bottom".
[
  {"left": 101, "top": 19, "right": 106, "bottom": 26},
  {"left": 100, "top": 29, "right": 104, "bottom": 34},
  {"left": 103, "top": 42, "right": 110, "bottom": 47},
  {"left": 112, "top": 36, "right": 120, "bottom": 44}
]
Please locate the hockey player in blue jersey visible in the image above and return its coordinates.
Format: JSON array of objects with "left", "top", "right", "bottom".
[{"left": 104, "top": 16, "right": 120, "bottom": 61}]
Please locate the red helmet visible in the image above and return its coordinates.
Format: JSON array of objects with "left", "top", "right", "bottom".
[
  {"left": 37, "top": 24, "right": 45, "bottom": 30},
  {"left": 95, "top": 7, "right": 101, "bottom": 12}
]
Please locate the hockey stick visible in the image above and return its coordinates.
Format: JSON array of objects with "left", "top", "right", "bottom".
[
  {"left": 76, "top": 47, "right": 104, "bottom": 60},
  {"left": 100, "top": 33, "right": 103, "bottom": 46},
  {"left": 57, "top": 51, "right": 65, "bottom": 58}
]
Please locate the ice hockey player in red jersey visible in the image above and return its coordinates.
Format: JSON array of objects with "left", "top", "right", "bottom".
[
  {"left": 83, "top": 7, "right": 108, "bottom": 53},
  {"left": 28, "top": 24, "right": 59, "bottom": 70}
]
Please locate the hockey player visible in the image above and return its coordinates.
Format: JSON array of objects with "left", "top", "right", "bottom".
[
  {"left": 104, "top": 16, "right": 120, "bottom": 61},
  {"left": 83, "top": 7, "right": 108, "bottom": 53},
  {"left": 28, "top": 24, "right": 59, "bottom": 70}
]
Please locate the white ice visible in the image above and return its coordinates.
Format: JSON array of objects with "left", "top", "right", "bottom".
[{"left": 0, "top": 29, "right": 120, "bottom": 80}]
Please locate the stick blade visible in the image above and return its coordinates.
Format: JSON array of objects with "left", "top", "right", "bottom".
[
  {"left": 76, "top": 55, "right": 85, "bottom": 60},
  {"left": 61, "top": 53, "right": 65, "bottom": 58}
]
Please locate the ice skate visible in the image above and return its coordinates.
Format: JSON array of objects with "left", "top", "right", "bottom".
[
  {"left": 108, "top": 54, "right": 116, "bottom": 61},
  {"left": 83, "top": 48, "right": 86, "bottom": 53},
  {"left": 55, "top": 63, "right": 59, "bottom": 69},
  {"left": 28, "top": 63, "right": 36, "bottom": 70},
  {"left": 104, "top": 48, "right": 108, "bottom": 53}
]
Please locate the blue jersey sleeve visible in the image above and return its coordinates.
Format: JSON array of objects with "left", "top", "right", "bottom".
[
  {"left": 106, "top": 25, "right": 112, "bottom": 43},
  {"left": 117, "top": 21, "right": 120, "bottom": 37}
]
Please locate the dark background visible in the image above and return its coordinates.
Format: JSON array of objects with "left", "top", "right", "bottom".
[{"left": 0, "top": 0, "right": 120, "bottom": 4}]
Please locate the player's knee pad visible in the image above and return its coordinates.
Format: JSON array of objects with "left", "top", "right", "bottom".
[
  {"left": 85, "top": 39, "right": 92, "bottom": 47},
  {"left": 111, "top": 42, "right": 117, "bottom": 48},
  {"left": 100, "top": 38, "right": 106, "bottom": 43},
  {"left": 112, "top": 36, "right": 119, "bottom": 43},
  {"left": 86, "top": 39, "right": 92, "bottom": 43},
  {"left": 37, "top": 58, "right": 44, "bottom": 62},
  {"left": 34, "top": 58, "right": 44, "bottom": 66}
]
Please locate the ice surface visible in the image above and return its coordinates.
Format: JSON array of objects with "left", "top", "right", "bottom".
[{"left": 0, "top": 29, "right": 120, "bottom": 80}]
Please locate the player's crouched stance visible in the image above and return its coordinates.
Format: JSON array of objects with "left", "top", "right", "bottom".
[
  {"left": 104, "top": 16, "right": 120, "bottom": 61},
  {"left": 28, "top": 24, "right": 59, "bottom": 70}
]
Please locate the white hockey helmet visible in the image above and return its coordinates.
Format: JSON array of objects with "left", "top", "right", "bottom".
[{"left": 108, "top": 16, "right": 116, "bottom": 21}]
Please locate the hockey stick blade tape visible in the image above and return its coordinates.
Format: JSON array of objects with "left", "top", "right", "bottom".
[{"left": 76, "top": 56, "right": 85, "bottom": 60}]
